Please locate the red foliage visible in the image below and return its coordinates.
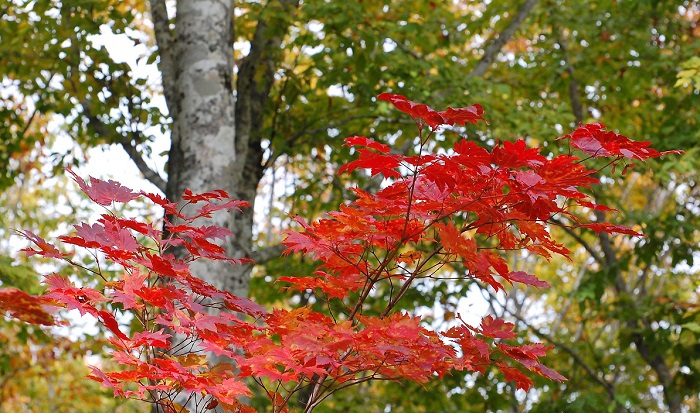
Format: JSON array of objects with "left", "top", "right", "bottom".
[
  {"left": 559, "top": 123, "right": 684, "bottom": 160},
  {"left": 0, "top": 287, "right": 58, "bottom": 325},
  {"left": 378, "top": 92, "right": 487, "bottom": 128},
  {"left": 4, "top": 93, "right": 681, "bottom": 412},
  {"left": 65, "top": 169, "right": 140, "bottom": 206}
]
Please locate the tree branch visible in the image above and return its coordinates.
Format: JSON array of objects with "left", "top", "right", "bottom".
[
  {"left": 503, "top": 305, "right": 618, "bottom": 402},
  {"left": 469, "top": 0, "right": 539, "bottom": 77},
  {"left": 553, "top": 25, "right": 584, "bottom": 123},
  {"left": 593, "top": 211, "right": 628, "bottom": 294},
  {"left": 236, "top": 0, "right": 301, "bottom": 164},
  {"left": 629, "top": 327, "right": 681, "bottom": 413},
  {"left": 249, "top": 244, "right": 287, "bottom": 264},
  {"left": 590, "top": 209, "right": 680, "bottom": 412},
  {"left": 119, "top": 139, "right": 167, "bottom": 193},
  {"left": 395, "top": 40, "right": 423, "bottom": 61},
  {"left": 549, "top": 216, "right": 605, "bottom": 266},
  {"left": 80, "top": 99, "right": 167, "bottom": 193}
]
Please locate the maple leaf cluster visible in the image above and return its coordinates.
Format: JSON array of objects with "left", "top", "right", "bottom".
[{"left": 2, "top": 93, "right": 680, "bottom": 412}]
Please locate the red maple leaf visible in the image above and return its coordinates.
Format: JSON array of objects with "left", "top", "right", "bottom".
[
  {"left": 110, "top": 270, "right": 148, "bottom": 310},
  {"left": 378, "top": 92, "right": 446, "bottom": 128},
  {"left": 140, "top": 191, "right": 181, "bottom": 216},
  {"left": 199, "top": 225, "right": 235, "bottom": 240},
  {"left": 492, "top": 139, "right": 546, "bottom": 169},
  {"left": 575, "top": 199, "right": 617, "bottom": 212},
  {"left": 479, "top": 315, "right": 517, "bottom": 339},
  {"left": 145, "top": 253, "right": 178, "bottom": 277},
  {"left": 438, "top": 104, "right": 488, "bottom": 126},
  {"left": 98, "top": 310, "right": 130, "bottom": 341},
  {"left": 43, "top": 273, "right": 107, "bottom": 315},
  {"left": 0, "top": 288, "right": 57, "bottom": 325},
  {"left": 378, "top": 93, "right": 487, "bottom": 129},
  {"left": 580, "top": 222, "right": 643, "bottom": 236},
  {"left": 14, "top": 93, "right": 678, "bottom": 412},
  {"left": 338, "top": 148, "right": 401, "bottom": 178},
  {"left": 506, "top": 271, "right": 550, "bottom": 288},
  {"left": 182, "top": 188, "right": 230, "bottom": 202},
  {"left": 88, "top": 366, "right": 126, "bottom": 397},
  {"left": 559, "top": 123, "right": 684, "bottom": 160},
  {"left": 131, "top": 329, "right": 172, "bottom": 348},
  {"left": 191, "top": 199, "right": 249, "bottom": 219},
  {"left": 61, "top": 218, "right": 139, "bottom": 254},
  {"left": 66, "top": 169, "right": 140, "bottom": 206},
  {"left": 497, "top": 363, "right": 534, "bottom": 391},
  {"left": 344, "top": 135, "right": 391, "bottom": 153},
  {"left": 18, "top": 230, "right": 65, "bottom": 259},
  {"left": 278, "top": 271, "right": 364, "bottom": 299}
]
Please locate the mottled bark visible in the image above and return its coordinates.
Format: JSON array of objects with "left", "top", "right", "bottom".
[
  {"left": 154, "top": 1, "right": 238, "bottom": 411},
  {"left": 150, "top": 3, "right": 299, "bottom": 409},
  {"left": 149, "top": 0, "right": 299, "bottom": 307},
  {"left": 165, "top": 0, "right": 237, "bottom": 295}
]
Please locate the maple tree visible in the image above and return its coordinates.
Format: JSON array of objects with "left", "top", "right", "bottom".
[{"left": 4, "top": 94, "right": 681, "bottom": 412}]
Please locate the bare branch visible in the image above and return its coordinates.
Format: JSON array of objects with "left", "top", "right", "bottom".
[
  {"left": 250, "top": 244, "right": 287, "bottom": 264},
  {"left": 119, "top": 139, "right": 167, "bottom": 193},
  {"left": 504, "top": 305, "right": 618, "bottom": 402},
  {"left": 469, "top": 0, "right": 538, "bottom": 77},
  {"left": 80, "top": 99, "right": 167, "bottom": 193},
  {"left": 629, "top": 325, "right": 681, "bottom": 413}
]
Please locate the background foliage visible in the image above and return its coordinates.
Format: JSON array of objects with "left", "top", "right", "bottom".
[{"left": 1, "top": 0, "right": 699, "bottom": 411}]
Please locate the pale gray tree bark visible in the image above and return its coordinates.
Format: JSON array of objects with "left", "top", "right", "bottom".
[
  {"left": 151, "top": 0, "right": 299, "bottom": 297},
  {"left": 147, "top": 0, "right": 299, "bottom": 410},
  {"left": 141, "top": 0, "right": 542, "bottom": 303},
  {"left": 166, "top": 0, "right": 238, "bottom": 290}
]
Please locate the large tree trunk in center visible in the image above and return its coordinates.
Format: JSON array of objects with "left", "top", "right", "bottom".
[
  {"left": 154, "top": 1, "right": 298, "bottom": 410},
  {"left": 162, "top": 0, "right": 298, "bottom": 297},
  {"left": 165, "top": 0, "right": 238, "bottom": 293},
  {"left": 158, "top": 1, "right": 238, "bottom": 411}
]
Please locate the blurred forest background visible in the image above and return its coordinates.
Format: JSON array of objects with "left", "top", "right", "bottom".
[{"left": 1, "top": 0, "right": 699, "bottom": 412}]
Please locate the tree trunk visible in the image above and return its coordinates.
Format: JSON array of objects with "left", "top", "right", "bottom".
[
  {"left": 158, "top": 1, "right": 238, "bottom": 411},
  {"left": 165, "top": 0, "right": 237, "bottom": 292},
  {"left": 152, "top": 0, "right": 297, "bottom": 410},
  {"left": 162, "top": 0, "right": 300, "bottom": 297}
]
